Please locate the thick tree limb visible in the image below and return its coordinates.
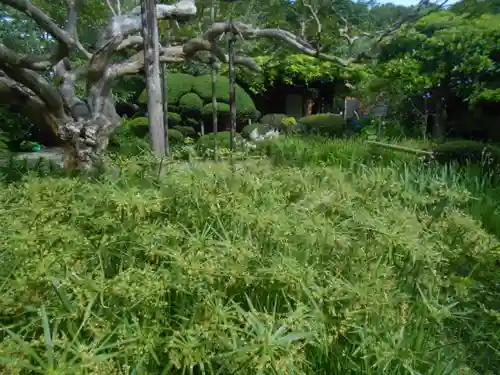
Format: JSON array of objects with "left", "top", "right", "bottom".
[
  {"left": 0, "top": 64, "right": 64, "bottom": 113},
  {"left": 98, "top": 0, "right": 197, "bottom": 48},
  {"left": 108, "top": 19, "right": 353, "bottom": 80},
  {"left": 0, "top": 0, "right": 83, "bottom": 71}
]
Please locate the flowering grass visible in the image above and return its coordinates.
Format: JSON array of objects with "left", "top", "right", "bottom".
[{"left": 0, "top": 137, "right": 499, "bottom": 374}]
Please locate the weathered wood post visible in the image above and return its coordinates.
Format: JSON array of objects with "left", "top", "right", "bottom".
[{"left": 141, "top": 0, "right": 165, "bottom": 155}]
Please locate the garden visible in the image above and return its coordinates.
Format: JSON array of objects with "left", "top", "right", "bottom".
[{"left": 1, "top": 0, "right": 500, "bottom": 374}]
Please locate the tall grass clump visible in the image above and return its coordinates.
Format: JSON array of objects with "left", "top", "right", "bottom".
[{"left": 0, "top": 139, "right": 498, "bottom": 375}]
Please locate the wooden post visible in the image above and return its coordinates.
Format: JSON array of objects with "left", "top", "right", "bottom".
[
  {"left": 211, "top": 0, "right": 218, "bottom": 161},
  {"left": 228, "top": 21, "right": 237, "bottom": 151},
  {"left": 141, "top": 0, "right": 165, "bottom": 155},
  {"left": 161, "top": 24, "right": 170, "bottom": 156}
]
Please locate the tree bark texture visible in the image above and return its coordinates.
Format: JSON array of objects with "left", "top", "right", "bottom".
[
  {"left": 228, "top": 26, "right": 237, "bottom": 151},
  {"left": 141, "top": 0, "right": 165, "bottom": 156}
]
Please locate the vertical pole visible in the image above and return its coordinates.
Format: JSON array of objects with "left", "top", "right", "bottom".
[
  {"left": 211, "top": 0, "right": 218, "bottom": 161},
  {"left": 161, "top": 24, "right": 170, "bottom": 156},
  {"left": 141, "top": 0, "right": 165, "bottom": 155},
  {"left": 228, "top": 19, "right": 237, "bottom": 152}
]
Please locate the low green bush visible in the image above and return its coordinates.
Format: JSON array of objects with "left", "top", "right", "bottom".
[
  {"left": 298, "top": 113, "right": 345, "bottom": 137},
  {"left": 196, "top": 131, "right": 242, "bottom": 151},
  {"left": 168, "top": 128, "right": 184, "bottom": 145},
  {"left": 138, "top": 73, "right": 195, "bottom": 105},
  {"left": 178, "top": 93, "right": 204, "bottom": 118},
  {"left": 193, "top": 75, "right": 256, "bottom": 120},
  {"left": 432, "top": 140, "right": 500, "bottom": 169},
  {"left": 173, "top": 126, "right": 197, "bottom": 138},
  {"left": 124, "top": 117, "right": 149, "bottom": 138},
  {"left": 168, "top": 112, "right": 182, "bottom": 127},
  {"left": 201, "top": 102, "right": 230, "bottom": 117}
]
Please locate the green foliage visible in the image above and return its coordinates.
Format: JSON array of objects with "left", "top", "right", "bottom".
[
  {"left": 138, "top": 73, "right": 196, "bottom": 105},
  {"left": 168, "top": 112, "right": 182, "bottom": 127},
  {"left": 124, "top": 116, "right": 150, "bottom": 138},
  {"left": 193, "top": 75, "right": 257, "bottom": 119},
  {"left": 178, "top": 92, "right": 204, "bottom": 117},
  {"left": 433, "top": 140, "right": 500, "bottom": 169},
  {"left": 173, "top": 125, "right": 197, "bottom": 138},
  {"left": 258, "top": 114, "right": 299, "bottom": 133},
  {"left": 201, "top": 102, "right": 230, "bottom": 117},
  {"left": 183, "top": 117, "right": 199, "bottom": 129},
  {"left": 108, "top": 117, "right": 150, "bottom": 156},
  {"left": 196, "top": 131, "right": 241, "bottom": 151},
  {"left": 0, "top": 105, "right": 34, "bottom": 150},
  {"left": 242, "top": 123, "right": 271, "bottom": 139},
  {"left": 298, "top": 114, "right": 345, "bottom": 137},
  {"left": 167, "top": 128, "right": 184, "bottom": 145},
  {"left": 261, "top": 113, "right": 287, "bottom": 129},
  {"left": 233, "top": 55, "right": 366, "bottom": 94},
  {"left": 0, "top": 137, "right": 499, "bottom": 374}
]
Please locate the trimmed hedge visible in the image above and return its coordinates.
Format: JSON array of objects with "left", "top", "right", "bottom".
[
  {"left": 173, "top": 126, "right": 197, "bottom": 138},
  {"left": 196, "top": 131, "right": 242, "bottom": 151},
  {"left": 125, "top": 117, "right": 149, "bottom": 138},
  {"left": 139, "top": 73, "right": 196, "bottom": 105},
  {"left": 125, "top": 114, "right": 182, "bottom": 138},
  {"left": 299, "top": 114, "right": 345, "bottom": 137},
  {"left": 178, "top": 93, "right": 204, "bottom": 117},
  {"left": 193, "top": 75, "right": 256, "bottom": 119},
  {"left": 167, "top": 128, "right": 184, "bottom": 145},
  {"left": 201, "top": 102, "right": 230, "bottom": 117},
  {"left": 432, "top": 140, "right": 500, "bottom": 169},
  {"left": 168, "top": 112, "right": 182, "bottom": 127}
]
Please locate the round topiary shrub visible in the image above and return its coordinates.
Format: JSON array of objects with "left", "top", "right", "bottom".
[
  {"left": 167, "top": 128, "right": 184, "bottom": 145},
  {"left": 173, "top": 126, "right": 197, "bottom": 138},
  {"left": 432, "top": 140, "right": 500, "bottom": 169},
  {"left": 168, "top": 112, "right": 182, "bottom": 127},
  {"left": 192, "top": 75, "right": 256, "bottom": 120},
  {"left": 196, "top": 131, "right": 242, "bottom": 151},
  {"left": 299, "top": 114, "right": 345, "bottom": 137},
  {"left": 178, "top": 92, "right": 204, "bottom": 118},
  {"left": 201, "top": 102, "right": 230, "bottom": 117},
  {"left": 138, "top": 73, "right": 196, "bottom": 106},
  {"left": 125, "top": 117, "right": 149, "bottom": 138}
]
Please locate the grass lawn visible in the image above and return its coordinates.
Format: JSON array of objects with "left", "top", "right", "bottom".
[{"left": 0, "top": 137, "right": 499, "bottom": 374}]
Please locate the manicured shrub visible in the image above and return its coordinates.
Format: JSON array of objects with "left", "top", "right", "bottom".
[
  {"left": 178, "top": 93, "right": 204, "bottom": 117},
  {"left": 168, "top": 112, "right": 182, "bottom": 127},
  {"left": 432, "top": 140, "right": 500, "bottom": 169},
  {"left": 173, "top": 126, "right": 197, "bottom": 138},
  {"left": 196, "top": 131, "right": 242, "bottom": 151},
  {"left": 167, "top": 128, "right": 184, "bottom": 145},
  {"left": 108, "top": 122, "right": 151, "bottom": 156},
  {"left": 201, "top": 102, "right": 230, "bottom": 117},
  {"left": 125, "top": 116, "right": 149, "bottom": 138},
  {"left": 192, "top": 75, "right": 257, "bottom": 120},
  {"left": 299, "top": 113, "right": 345, "bottom": 137},
  {"left": 138, "top": 73, "right": 196, "bottom": 105}
]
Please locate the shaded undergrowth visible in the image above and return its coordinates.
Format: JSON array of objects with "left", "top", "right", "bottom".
[{"left": 0, "top": 137, "right": 499, "bottom": 374}]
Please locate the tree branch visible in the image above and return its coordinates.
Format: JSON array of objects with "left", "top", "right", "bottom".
[
  {"left": 0, "top": 64, "right": 64, "bottom": 113},
  {"left": 0, "top": 0, "right": 81, "bottom": 70}
]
